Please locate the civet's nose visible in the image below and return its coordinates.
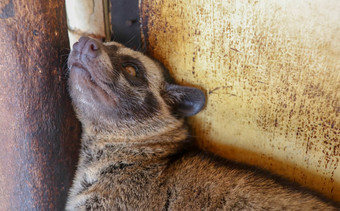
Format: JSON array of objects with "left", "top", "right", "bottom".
[{"left": 72, "top": 36, "right": 100, "bottom": 58}]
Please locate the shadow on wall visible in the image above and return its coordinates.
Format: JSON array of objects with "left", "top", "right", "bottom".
[{"left": 196, "top": 136, "right": 340, "bottom": 203}]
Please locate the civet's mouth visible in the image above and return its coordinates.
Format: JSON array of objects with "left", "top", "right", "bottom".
[
  {"left": 70, "top": 61, "right": 98, "bottom": 84},
  {"left": 68, "top": 37, "right": 118, "bottom": 106}
]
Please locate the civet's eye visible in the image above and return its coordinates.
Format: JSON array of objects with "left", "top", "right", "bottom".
[{"left": 122, "top": 63, "right": 138, "bottom": 77}]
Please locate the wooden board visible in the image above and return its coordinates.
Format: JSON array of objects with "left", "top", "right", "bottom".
[
  {"left": 66, "top": 0, "right": 107, "bottom": 47},
  {"left": 141, "top": 0, "right": 340, "bottom": 201},
  {"left": 0, "top": 0, "right": 80, "bottom": 209}
]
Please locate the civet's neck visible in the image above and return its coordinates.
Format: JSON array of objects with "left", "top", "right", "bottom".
[{"left": 80, "top": 119, "right": 194, "bottom": 163}]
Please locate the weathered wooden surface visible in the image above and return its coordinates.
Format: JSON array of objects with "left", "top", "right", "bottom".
[
  {"left": 141, "top": 0, "right": 340, "bottom": 201},
  {"left": 0, "top": 0, "right": 80, "bottom": 210},
  {"left": 66, "top": 0, "right": 107, "bottom": 47}
]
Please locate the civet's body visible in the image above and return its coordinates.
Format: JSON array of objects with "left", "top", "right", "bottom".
[{"left": 66, "top": 37, "right": 337, "bottom": 210}]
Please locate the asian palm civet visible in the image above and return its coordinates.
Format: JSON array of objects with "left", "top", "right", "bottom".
[{"left": 66, "top": 37, "right": 338, "bottom": 211}]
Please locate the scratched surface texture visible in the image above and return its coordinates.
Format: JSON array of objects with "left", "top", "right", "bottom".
[
  {"left": 0, "top": 0, "right": 81, "bottom": 210},
  {"left": 141, "top": 0, "right": 340, "bottom": 201}
]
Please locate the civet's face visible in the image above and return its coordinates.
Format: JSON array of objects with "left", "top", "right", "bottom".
[{"left": 68, "top": 37, "right": 205, "bottom": 133}]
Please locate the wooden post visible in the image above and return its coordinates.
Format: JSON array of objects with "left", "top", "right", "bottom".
[
  {"left": 0, "top": 0, "right": 80, "bottom": 210},
  {"left": 65, "top": 0, "right": 108, "bottom": 47}
]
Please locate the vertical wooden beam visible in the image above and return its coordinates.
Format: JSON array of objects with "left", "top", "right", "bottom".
[
  {"left": 65, "top": 0, "right": 107, "bottom": 47},
  {"left": 0, "top": 0, "right": 80, "bottom": 210}
]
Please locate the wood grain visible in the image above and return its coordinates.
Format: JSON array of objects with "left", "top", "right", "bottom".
[
  {"left": 66, "top": 0, "right": 106, "bottom": 47},
  {"left": 0, "top": 0, "right": 80, "bottom": 209}
]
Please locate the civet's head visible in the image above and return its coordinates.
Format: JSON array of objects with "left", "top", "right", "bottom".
[{"left": 68, "top": 37, "right": 205, "bottom": 138}]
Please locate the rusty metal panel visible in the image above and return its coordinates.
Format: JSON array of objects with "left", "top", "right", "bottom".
[
  {"left": 0, "top": 0, "right": 80, "bottom": 210},
  {"left": 141, "top": 0, "right": 340, "bottom": 201}
]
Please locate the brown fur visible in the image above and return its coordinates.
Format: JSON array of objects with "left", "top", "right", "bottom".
[{"left": 66, "top": 37, "right": 338, "bottom": 210}]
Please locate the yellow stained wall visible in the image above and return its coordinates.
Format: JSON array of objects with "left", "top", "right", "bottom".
[{"left": 141, "top": 0, "right": 340, "bottom": 201}]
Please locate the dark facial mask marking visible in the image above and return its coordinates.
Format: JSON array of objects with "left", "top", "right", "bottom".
[
  {"left": 118, "top": 91, "right": 160, "bottom": 121},
  {"left": 118, "top": 55, "right": 149, "bottom": 87},
  {"left": 143, "top": 91, "right": 160, "bottom": 116}
]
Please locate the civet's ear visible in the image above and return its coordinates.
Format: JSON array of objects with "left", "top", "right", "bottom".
[{"left": 162, "top": 83, "right": 206, "bottom": 117}]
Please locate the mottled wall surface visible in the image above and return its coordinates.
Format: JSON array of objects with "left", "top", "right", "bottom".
[{"left": 141, "top": 0, "right": 340, "bottom": 201}]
